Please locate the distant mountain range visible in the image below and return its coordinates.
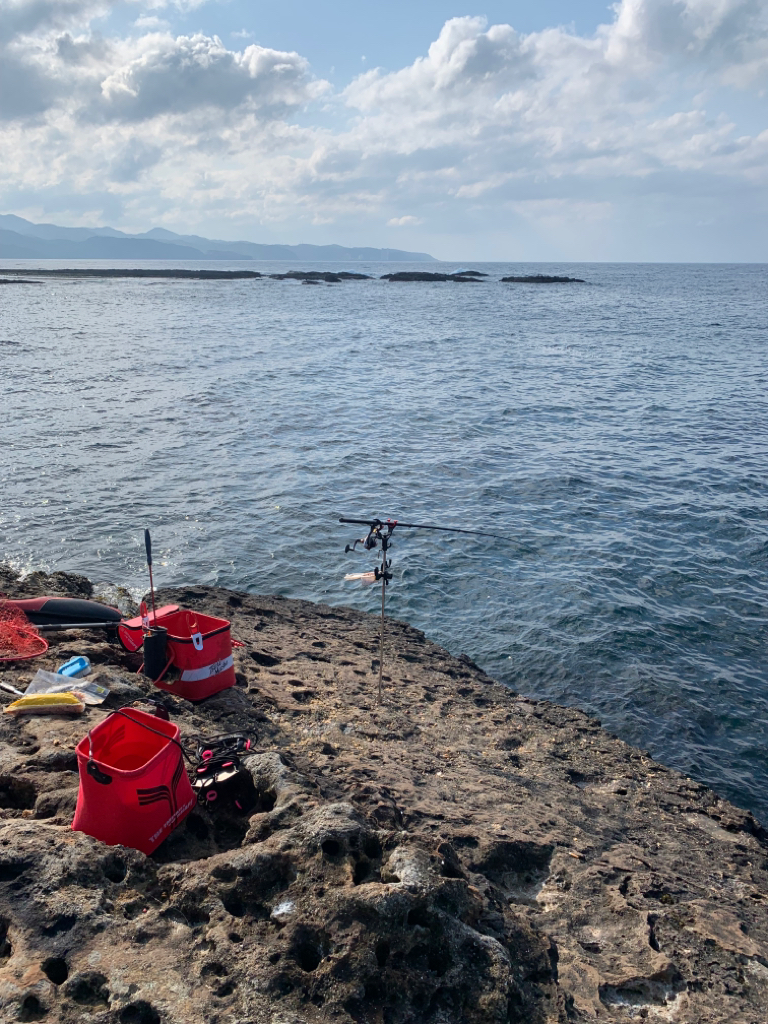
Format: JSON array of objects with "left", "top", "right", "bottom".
[{"left": 0, "top": 214, "right": 436, "bottom": 263}]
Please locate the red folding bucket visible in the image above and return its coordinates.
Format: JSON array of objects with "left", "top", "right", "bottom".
[
  {"left": 72, "top": 708, "right": 194, "bottom": 855},
  {"left": 154, "top": 609, "right": 235, "bottom": 701}
]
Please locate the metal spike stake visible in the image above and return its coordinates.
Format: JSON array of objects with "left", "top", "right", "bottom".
[
  {"left": 379, "top": 568, "right": 385, "bottom": 706},
  {"left": 377, "top": 534, "right": 392, "bottom": 706},
  {"left": 341, "top": 514, "right": 505, "bottom": 707}
]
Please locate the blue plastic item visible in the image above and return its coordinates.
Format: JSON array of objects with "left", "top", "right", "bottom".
[{"left": 56, "top": 656, "right": 91, "bottom": 678}]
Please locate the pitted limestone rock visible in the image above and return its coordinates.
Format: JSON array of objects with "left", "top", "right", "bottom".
[{"left": 0, "top": 570, "right": 766, "bottom": 1023}]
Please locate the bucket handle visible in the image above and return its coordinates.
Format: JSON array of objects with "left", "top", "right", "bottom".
[
  {"left": 187, "top": 612, "right": 204, "bottom": 651},
  {"left": 86, "top": 757, "right": 113, "bottom": 785},
  {"left": 86, "top": 727, "right": 114, "bottom": 784},
  {"left": 85, "top": 706, "right": 193, "bottom": 784}
]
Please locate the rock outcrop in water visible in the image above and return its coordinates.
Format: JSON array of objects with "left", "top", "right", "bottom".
[
  {"left": 0, "top": 566, "right": 766, "bottom": 1023},
  {"left": 380, "top": 272, "right": 481, "bottom": 282},
  {"left": 0, "top": 268, "right": 265, "bottom": 280},
  {"left": 0, "top": 269, "right": 591, "bottom": 287},
  {"left": 500, "top": 275, "right": 585, "bottom": 284},
  {"left": 268, "top": 271, "right": 372, "bottom": 283}
]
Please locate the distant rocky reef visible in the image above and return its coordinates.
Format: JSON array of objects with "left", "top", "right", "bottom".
[
  {"left": 0, "top": 268, "right": 263, "bottom": 280},
  {"left": 268, "top": 271, "right": 371, "bottom": 283},
  {"left": 0, "top": 268, "right": 588, "bottom": 285},
  {"left": 380, "top": 271, "right": 485, "bottom": 282},
  {"left": 500, "top": 274, "right": 585, "bottom": 283}
]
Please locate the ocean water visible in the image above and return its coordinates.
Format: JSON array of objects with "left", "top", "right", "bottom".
[{"left": 1, "top": 260, "right": 767, "bottom": 820}]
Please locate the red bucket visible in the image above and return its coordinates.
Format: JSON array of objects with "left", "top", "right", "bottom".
[
  {"left": 72, "top": 708, "right": 194, "bottom": 855},
  {"left": 154, "top": 609, "right": 235, "bottom": 701}
]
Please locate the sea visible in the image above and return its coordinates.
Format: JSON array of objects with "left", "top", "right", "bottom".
[{"left": 1, "top": 260, "right": 767, "bottom": 821}]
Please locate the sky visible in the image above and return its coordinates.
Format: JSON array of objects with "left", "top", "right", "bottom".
[{"left": 0, "top": 0, "right": 766, "bottom": 261}]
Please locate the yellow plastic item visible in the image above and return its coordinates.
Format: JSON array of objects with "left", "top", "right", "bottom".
[{"left": 4, "top": 692, "right": 85, "bottom": 716}]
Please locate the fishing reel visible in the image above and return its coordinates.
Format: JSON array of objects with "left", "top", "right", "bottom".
[
  {"left": 343, "top": 519, "right": 395, "bottom": 587},
  {"left": 344, "top": 518, "right": 397, "bottom": 554}
]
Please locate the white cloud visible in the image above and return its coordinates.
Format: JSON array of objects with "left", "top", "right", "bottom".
[
  {"left": 98, "top": 34, "right": 322, "bottom": 121},
  {"left": 347, "top": 16, "right": 535, "bottom": 112},
  {"left": 134, "top": 0, "right": 212, "bottom": 11},
  {"left": 0, "top": 0, "right": 766, "bottom": 257},
  {"left": 326, "top": 5, "right": 768, "bottom": 223},
  {"left": 0, "top": 0, "right": 109, "bottom": 36},
  {"left": 0, "top": 1, "right": 112, "bottom": 119},
  {"left": 134, "top": 16, "right": 169, "bottom": 30}
]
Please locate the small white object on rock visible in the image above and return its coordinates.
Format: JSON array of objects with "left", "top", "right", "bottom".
[{"left": 270, "top": 900, "right": 295, "bottom": 923}]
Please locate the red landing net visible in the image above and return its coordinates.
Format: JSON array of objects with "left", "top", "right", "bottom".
[{"left": 0, "top": 600, "right": 48, "bottom": 662}]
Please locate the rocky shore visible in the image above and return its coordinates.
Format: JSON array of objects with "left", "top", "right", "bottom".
[{"left": 1, "top": 567, "right": 766, "bottom": 1023}]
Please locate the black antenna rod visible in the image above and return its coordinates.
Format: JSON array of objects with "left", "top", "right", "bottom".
[{"left": 338, "top": 516, "right": 506, "bottom": 541}]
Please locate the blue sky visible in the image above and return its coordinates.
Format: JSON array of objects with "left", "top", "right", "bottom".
[
  {"left": 1, "top": 0, "right": 766, "bottom": 260},
  {"left": 108, "top": 2, "right": 618, "bottom": 80}
]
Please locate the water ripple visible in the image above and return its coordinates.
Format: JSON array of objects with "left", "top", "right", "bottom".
[{"left": 1, "top": 259, "right": 767, "bottom": 819}]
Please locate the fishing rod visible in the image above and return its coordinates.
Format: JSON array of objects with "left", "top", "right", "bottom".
[
  {"left": 145, "top": 529, "right": 157, "bottom": 625},
  {"left": 340, "top": 517, "right": 506, "bottom": 542},
  {"left": 340, "top": 516, "right": 506, "bottom": 704}
]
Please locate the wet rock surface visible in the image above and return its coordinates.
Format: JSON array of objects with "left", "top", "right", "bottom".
[{"left": 0, "top": 567, "right": 766, "bottom": 1023}]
